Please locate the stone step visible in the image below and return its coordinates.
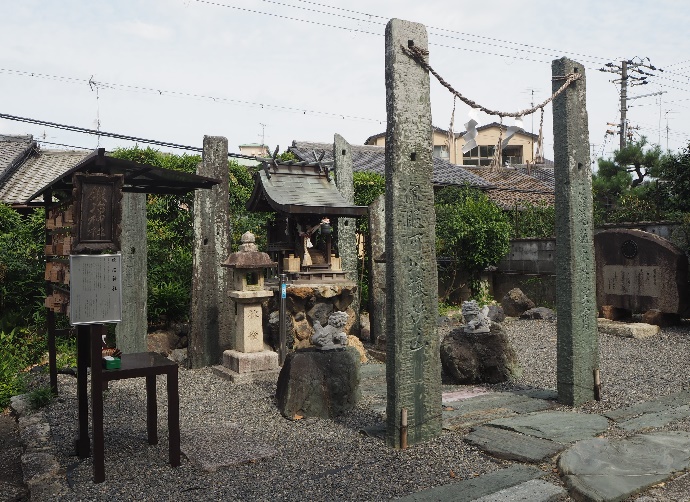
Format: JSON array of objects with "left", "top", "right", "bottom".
[
  {"left": 394, "top": 465, "right": 544, "bottom": 502},
  {"left": 604, "top": 390, "right": 690, "bottom": 421},
  {"left": 487, "top": 411, "right": 609, "bottom": 443},
  {"left": 472, "top": 479, "right": 567, "bottom": 502},
  {"left": 465, "top": 426, "right": 565, "bottom": 463},
  {"left": 559, "top": 431, "right": 690, "bottom": 502}
]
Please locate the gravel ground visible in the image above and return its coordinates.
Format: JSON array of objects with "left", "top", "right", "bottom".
[{"left": 38, "top": 319, "right": 690, "bottom": 501}]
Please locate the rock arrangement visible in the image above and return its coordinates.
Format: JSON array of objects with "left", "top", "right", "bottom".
[
  {"left": 440, "top": 316, "right": 521, "bottom": 385},
  {"left": 268, "top": 283, "right": 358, "bottom": 350},
  {"left": 9, "top": 395, "right": 68, "bottom": 499},
  {"left": 500, "top": 288, "right": 536, "bottom": 317}
]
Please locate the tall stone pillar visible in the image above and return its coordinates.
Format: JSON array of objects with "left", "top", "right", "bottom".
[
  {"left": 115, "top": 192, "right": 147, "bottom": 353},
  {"left": 384, "top": 19, "right": 441, "bottom": 447},
  {"left": 189, "top": 136, "right": 233, "bottom": 368},
  {"left": 552, "top": 58, "right": 599, "bottom": 406},
  {"left": 368, "top": 194, "right": 386, "bottom": 345},
  {"left": 333, "top": 134, "right": 360, "bottom": 335}
]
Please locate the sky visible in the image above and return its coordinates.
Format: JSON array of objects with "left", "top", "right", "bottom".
[{"left": 1, "top": 0, "right": 690, "bottom": 165}]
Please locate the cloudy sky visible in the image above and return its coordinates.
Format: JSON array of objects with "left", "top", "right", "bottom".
[{"left": 1, "top": 0, "right": 689, "bottom": 164}]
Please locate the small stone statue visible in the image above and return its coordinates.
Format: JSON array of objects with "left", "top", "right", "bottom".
[
  {"left": 462, "top": 300, "right": 491, "bottom": 334},
  {"left": 312, "top": 311, "right": 349, "bottom": 350}
]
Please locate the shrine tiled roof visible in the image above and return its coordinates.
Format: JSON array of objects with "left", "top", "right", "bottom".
[
  {"left": 1, "top": 144, "right": 220, "bottom": 207},
  {"left": 247, "top": 161, "right": 368, "bottom": 217},
  {"left": 289, "top": 140, "right": 491, "bottom": 189}
]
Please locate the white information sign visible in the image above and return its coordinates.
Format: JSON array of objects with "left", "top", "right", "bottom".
[{"left": 69, "top": 254, "right": 122, "bottom": 325}]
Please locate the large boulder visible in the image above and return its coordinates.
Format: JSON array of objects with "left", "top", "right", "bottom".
[
  {"left": 276, "top": 347, "right": 361, "bottom": 419},
  {"left": 486, "top": 304, "right": 505, "bottom": 323},
  {"left": 440, "top": 323, "right": 521, "bottom": 384},
  {"left": 501, "top": 288, "right": 535, "bottom": 317},
  {"left": 642, "top": 309, "right": 680, "bottom": 327},
  {"left": 147, "top": 330, "right": 179, "bottom": 356},
  {"left": 520, "top": 307, "right": 556, "bottom": 321}
]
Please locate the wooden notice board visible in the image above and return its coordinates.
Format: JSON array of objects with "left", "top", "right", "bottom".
[{"left": 69, "top": 254, "right": 122, "bottom": 325}]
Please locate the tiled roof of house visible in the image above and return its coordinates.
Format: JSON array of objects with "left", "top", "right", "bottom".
[
  {"left": 0, "top": 149, "right": 90, "bottom": 205},
  {"left": 514, "top": 165, "right": 555, "bottom": 189},
  {"left": 289, "top": 141, "right": 492, "bottom": 189},
  {"left": 0, "top": 135, "right": 36, "bottom": 185},
  {"left": 464, "top": 167, "right": 554, "bottom": 209}
]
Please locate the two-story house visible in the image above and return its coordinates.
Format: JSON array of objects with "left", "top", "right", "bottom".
[{"left": 364, "top": 123, "right": 539, "bottom": 167}]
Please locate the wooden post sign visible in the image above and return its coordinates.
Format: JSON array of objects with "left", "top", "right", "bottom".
[
  {"left": 72, "top": 173, "right": 123, "bottom": 253},
  {"left": 69, "top": 254, "right": 122, "bottom": 325}
]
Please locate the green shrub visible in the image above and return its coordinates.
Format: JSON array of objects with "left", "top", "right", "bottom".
[
  {"left": 55, "top": 335, "right": 77, "bottom": 369},
  {"left": 28, "top": 385, "right": 54, "bottom": 409},
  {"left": 0, "top": 204, "right": 46, "bottom": 326},
  {"left": 435, "top": 185, "right": 511, "bottom": 300},
  {"left": 0, "top": 328, "right": 29, "bottom": 408}
]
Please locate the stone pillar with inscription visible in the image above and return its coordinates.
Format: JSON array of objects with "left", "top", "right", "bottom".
[
  {"left": 190, "top": 136, "right": 233, "bottom": 368},
  {"left": 115, "top": 192, "right": 147, "bottom": 353},
  {"left": 552, "top": 58, "right": 599, "bottom": 406},
  {"left": 333, "top": 134, "right": 360, "bottom": 336},
  {"left": 384, "top": 18, "right": 441, "bottom": 447},
  {"left": 368, "top": 194, "right": 386, "bottom": 345}
]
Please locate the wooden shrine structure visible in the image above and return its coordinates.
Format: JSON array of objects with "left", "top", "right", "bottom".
[
  {"left": 27, "top": 147, "right": 219, "bottom": 483},
  {"left": 246, "top": 160, "right": 367, "bottom": 282}
]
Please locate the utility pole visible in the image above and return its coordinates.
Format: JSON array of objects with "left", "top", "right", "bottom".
[
  {"left": 619, "top": 61, "right": 627, "bottom": 151},
  {"left": 599, "top": 57, "right": 663, "bottom": 150}
]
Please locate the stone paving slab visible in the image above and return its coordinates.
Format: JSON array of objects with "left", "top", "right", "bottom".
[
  {"left": 441, "top": 393, "right": 555, "bottom": 431},
  {"left": 604, "top": 390, "right": 690, "bottom": 422},
  {"left": 465, "top": 426, "right": 565, "bottom": 463},
  {"left": 487, "top": 411, "right": 609, "bottom": 443},
  {"left": 511, "top": 388, "right": 558, "bottom": 401},
  {"left": 617, "top": 404, "right": 690, "bottom": 431},
  {"left": 180, "top": 426, "right": 277, "bottom": 473},
  {"left": 559, "top": 431, "right": 690, "bottom": 502},
  {"left": 442, "top": 393, "right": 554, "bottom": 414},
  {"left": 472, "top": 479, "right": 567, "bottom": 501},
  {"left": 394, "top": 465, "right": 543, "bottom": 502},
  {"left": 442, "top": 388, "right": 491, "bottom": 403},
  {"left": 444, "top": 408, "right": 518, "bottom": 431}
]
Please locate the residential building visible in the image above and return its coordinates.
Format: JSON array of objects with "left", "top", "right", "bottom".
[
  {"left": 364, "top": 123, "right": 539, "bottom": 167},
  {"left": 288, "top": 140, "right": 491, "bottom": 189}
]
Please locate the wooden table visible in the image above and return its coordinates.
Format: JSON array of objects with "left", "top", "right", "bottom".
[{"left": 75, "top": 325, "right": 180, "bottom": 483}]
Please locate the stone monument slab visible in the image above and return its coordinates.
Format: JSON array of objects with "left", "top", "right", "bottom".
[{"left": 595, "top": 228, "right": 689, "bottom": 315}]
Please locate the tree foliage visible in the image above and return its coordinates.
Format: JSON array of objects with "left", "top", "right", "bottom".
[
  {"left": 353, "top": 171, "right": 385, "bottom": 234},
  {"left": 434, "top": 185, "right": 511, "bottom": 298},
  {"left": 510, "top": 202, "right": 555, "bottom": 238},
  {"left": 0, "top": 204, "right": 45, "bottom": 325},
  {"left": 592, "top": 137, "right": 668, "bottom": 224},
  {"left": 651, "top": 143, "right": 690, "bottom": 213},
  {"left": 110, "top": 146, "right": 271, "bottom": 323}
]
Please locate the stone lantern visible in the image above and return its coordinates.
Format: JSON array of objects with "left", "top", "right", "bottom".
[{"left": 218, "top": 231, "right": 279, "bottom": 382}]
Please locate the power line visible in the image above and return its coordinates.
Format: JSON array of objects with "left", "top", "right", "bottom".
[
  {"left": 0, "top": 67, "right": 384, "bottom": 123},
  {"left": 0, "top": 111, "right": 205, "bottom": 153},
  {"left": 0, "top": 112, "right": 335, "bottom": 167},
  {"left": 599, "top": 58, "right": 665, "bottom": 150},
  {"left": 259, "top": 0, "right": 610, "bottom": 64},
  {"left": 192, "top": 0, "right": 612, "bottom": 65}
]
